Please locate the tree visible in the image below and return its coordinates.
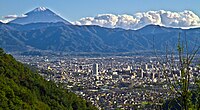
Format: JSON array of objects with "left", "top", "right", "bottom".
[
  {"left": 0, "top": 48, "right": 5, "bottom": 56},
  {"left": 161, "top": 33, "right": 200, "bottom": 110}
]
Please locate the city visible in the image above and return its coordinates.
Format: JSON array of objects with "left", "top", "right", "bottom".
[
  {"left": 1, "top": 0, "right": 200, "bottom": 109},
  {"left": 15, "top": 54, "right": 200, "bottom": 109}
]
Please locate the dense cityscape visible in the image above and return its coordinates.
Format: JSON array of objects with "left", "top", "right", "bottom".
[
  {"left": 15, "top": 55, "right": 200, "bottom": 109},
  {"left": 1, "top": 0, "right": 200, "bottom": 109}
]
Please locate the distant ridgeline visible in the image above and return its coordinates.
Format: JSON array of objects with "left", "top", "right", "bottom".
[
  {"left": 0, "top": 22, "right": 200, "bottom": 54},
  {"left": 0, "top": 48, "right": 97, "bottom": 110},
  {"left": 1, "top": 7, "right": 199, "bottom": 54}
]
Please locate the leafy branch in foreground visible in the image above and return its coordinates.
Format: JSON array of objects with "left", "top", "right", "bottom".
[{"left": 160, "top": 33, "right": 200, "bottom": 110}]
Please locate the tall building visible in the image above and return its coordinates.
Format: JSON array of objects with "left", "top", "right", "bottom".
[
  {"left": 141, "top": 69, "right": 144, "bottom": 78},
  {"left": 157, "top": 72, "right": 161, "bottom": 82},
  {"left": 93, "top": 63, "right": 99, "bottom": 76},
  {"left": 137, "top": 68, "right": 143, "bottom": 78},
  {"left": 141, "top": 63, "right": 148, "bottom": 70}
]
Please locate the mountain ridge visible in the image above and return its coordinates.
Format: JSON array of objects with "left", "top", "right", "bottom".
[{"left": 0, "top": 22, "right": 199, "bottom": 54}]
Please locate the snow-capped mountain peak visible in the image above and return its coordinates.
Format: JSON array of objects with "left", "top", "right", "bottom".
[
  {"left": 33, "top": 7, "right": 47, "bottom": 12},
  {"left": 9, "top": 7, "right": 72, "bottom": 25}
]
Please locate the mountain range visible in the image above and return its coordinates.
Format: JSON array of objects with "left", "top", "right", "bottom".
[{"left": 0, "top": 7, "right": 200, "bottom": 55}]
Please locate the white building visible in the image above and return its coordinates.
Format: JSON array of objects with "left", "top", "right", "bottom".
[
  {"left": 93, "top": 63, "right": 99, "bottom": 80},
  {"left": 93, "top": 63, "right": 99, "bottom": 75}
]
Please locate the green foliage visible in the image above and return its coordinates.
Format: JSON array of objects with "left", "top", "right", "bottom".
[
  {"left": 163, "top": 34, "right": 200, "bottom": 110},
  {"left": 0, "top": 48, "right": 97, "bottom": 110},
  {"left": 0, "top": 48, "right": 5, "bottom": 56}
]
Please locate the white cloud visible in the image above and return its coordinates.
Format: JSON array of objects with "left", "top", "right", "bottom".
[
  {"left": 4, "top": 14, "right": 27, "bottom": 19},
  {"left": 0, "top": 14, "right": 28, "bottom": 24},
  {"left": 4, "top": 15, "right": 18, "bottom": 19},
  {"left": 0, "top": 19, "right": 13, "bottom": 23},
  {"left": 73, "top": 10, "right": 200, "bottom": 30}
]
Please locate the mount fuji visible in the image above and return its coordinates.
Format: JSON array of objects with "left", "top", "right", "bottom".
[{"left": 10, "top": 7, "right": 72, "bottom": 25}]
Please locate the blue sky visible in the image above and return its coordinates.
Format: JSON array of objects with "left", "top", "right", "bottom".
[{"left": 0, "top": 0, "right": 200, "bottom": 22}]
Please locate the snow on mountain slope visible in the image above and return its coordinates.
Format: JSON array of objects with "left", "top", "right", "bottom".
[{"left": 10, "top": 7, "right": 72, "bottom": 25}]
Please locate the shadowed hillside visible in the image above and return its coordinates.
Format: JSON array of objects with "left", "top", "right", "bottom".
[{"left": 0, "top": 48, "right": 97, "bottom": 110}]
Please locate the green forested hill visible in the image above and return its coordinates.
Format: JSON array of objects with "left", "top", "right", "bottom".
[{"left": 0, "top": 48, "right": 97, "bottom": 110}]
